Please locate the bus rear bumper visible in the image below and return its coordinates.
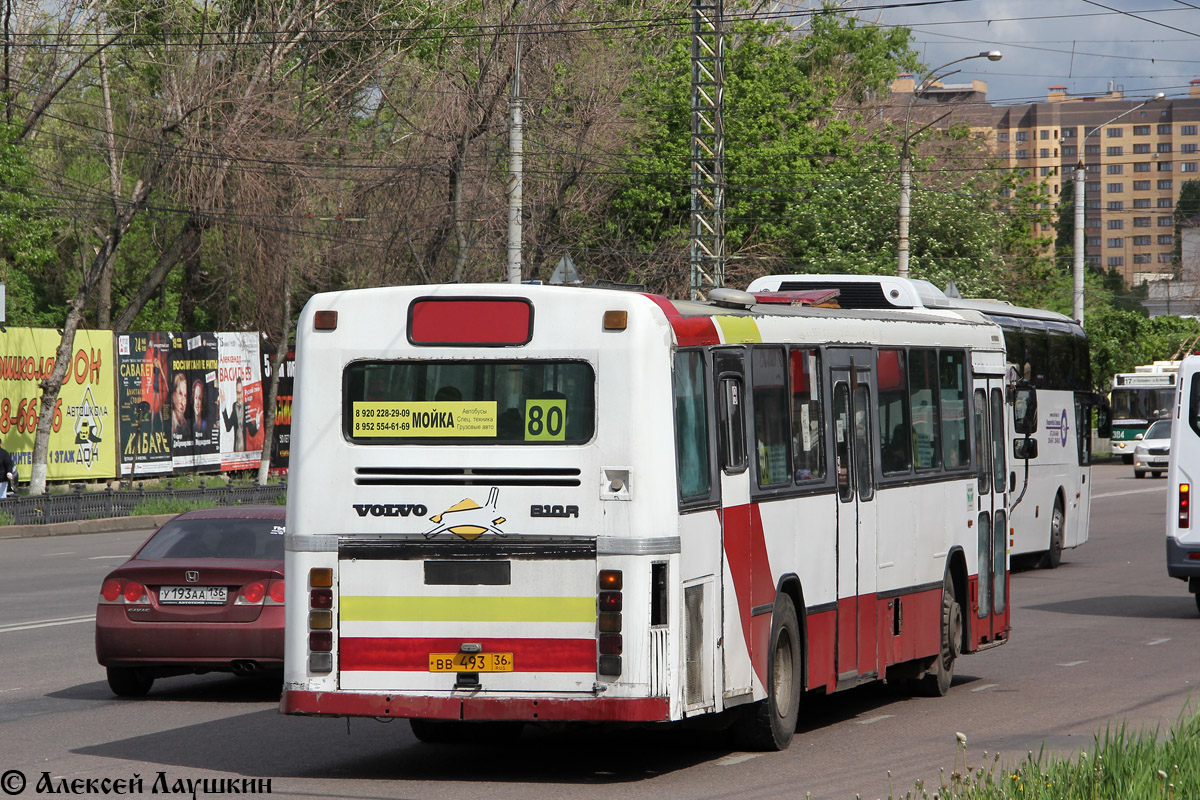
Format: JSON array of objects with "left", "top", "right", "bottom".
[
  {"left": 280, "top": 689, "right": 671, "bottom": 722},
  {"left": 1166, "top": 539, "right": 1200, "bottom": 580}
]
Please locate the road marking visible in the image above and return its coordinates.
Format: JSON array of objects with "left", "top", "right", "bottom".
[
  {"left": 0, "top": 615, "right": 95, "bottom": 634},
  {"left": 856, "top": 714, "right": 893, "bottom": 725},
  {"left": 88, "top": 555, "right": 127, "bottom": 560},
  {"left": 1147, "top": 638, "right": 1171, "bottom": 646},
  {"left": 42, "top": 552, "right": 74, "bottom": 556},
  {"left": 971, "top": 683, "right": 999, "bottom": 692},
  {"left": 1092, "top": 487, "right": 1166, "bottom": 499},
  {"left": 716, "top": 753, "right": 766, "bottom": 766},
  {"left": 1057, "top": 660, "right": 1088, "bottom": 667}
]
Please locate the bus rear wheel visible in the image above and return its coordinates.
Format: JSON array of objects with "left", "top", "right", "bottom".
[
  {"left": 916, "top": 574, "right": 961, "bottom": 697},
  {"left": 732, "top": 593, "right": 801, "bottom": 751},
  {"left": 409, "top": 719, "right": 522, "bottom": 744}
]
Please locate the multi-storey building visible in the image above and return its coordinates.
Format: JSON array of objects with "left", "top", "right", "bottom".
[{"left": 891, "top": 77, "right": 1200, "bottom": 287}]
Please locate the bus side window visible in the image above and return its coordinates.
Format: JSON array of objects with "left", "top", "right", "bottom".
[
  {"left": 673, "top": 351, "right": 712, "bottom": 501},
  {"left": 940, "top": 351, "right": 969, "bottom": 469},
  {"left": 1190, "top": 374, "right": 1200, "bottom": 437},
  {"left": 752, "top": 347, "right": 790, "bottom": 489},
  {"left": 877, "top": 349, "right": 912, "bottom": 475},
  {"left": 790, "top": 348, "right": 825, "bottom": 483},
  {"left": 974, "top": 389, "right": 990, "bottom": 496},
  {"left": 719, "top": 377, "right": 747, "bottom": 474}
]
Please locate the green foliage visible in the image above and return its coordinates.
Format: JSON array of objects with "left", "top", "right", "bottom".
[
  {"left": 128, "top": 498, "right": 219, "bottom": 516},
  {"left": 0, "top": 124, "right": 64, "bottom": 326},
  {"left": 1086, "top": 308, "right": 1198, "bottom": 391},
  {"left": 902, "top": 705, "right": 1200, "bottom": 799}
]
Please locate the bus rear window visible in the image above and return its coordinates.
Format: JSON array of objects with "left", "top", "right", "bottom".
[{"left": 344, "top": 360, "right": 595, "bottom": 444}]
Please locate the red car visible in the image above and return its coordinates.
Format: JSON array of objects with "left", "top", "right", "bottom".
[{"left": 95, "top": 506, "right": 286, "bottom": 697}]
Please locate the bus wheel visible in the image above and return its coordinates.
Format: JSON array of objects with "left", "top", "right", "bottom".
[
  {"left": 1040, "top": 499, "right": 1065, "bottom": 570},
  {"left": 106, "top": 666, "right": 154, "bottom": 698},
  {"left": 916, "top": 574, "right": 961, "bottom": 697},
  {"left": 732, "top": 593, "right": 801, "bottom": 751},
  {"left": 409, "top": 719, "right": 464, "bottom": 744},
  {"left": 409, "top": 719, "right": 522, "bottom": 744}
]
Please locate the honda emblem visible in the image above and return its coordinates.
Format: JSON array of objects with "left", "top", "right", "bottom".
[{"left": 185, "top": 570, "right": 199, "bottom": 583}]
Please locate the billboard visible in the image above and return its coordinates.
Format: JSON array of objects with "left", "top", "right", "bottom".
[
  {"left": 0, "top": 328, "right": 116, "bottom": 480},
  {"left": 216, "top": 332, "right": 264, "bottom": 471},
  {"left": 262, "top": 349, "right": 294, "bottom": 474},
  {"left": 115, "top": 332, "right": 172, "bottom": 476},
  {"left": 167, "top": 332, "right": 220, "bottom": 471}
]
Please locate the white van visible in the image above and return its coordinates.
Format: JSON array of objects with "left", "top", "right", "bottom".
[{"left": 1166, "top": 355, "right": 1200, "bottom": 614}]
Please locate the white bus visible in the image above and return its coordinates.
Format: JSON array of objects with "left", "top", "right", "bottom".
[
  {"left": 281, "top": 279, "right": 1027, "bottom": 750},
  {"left": 1166, "top": 356, "right": 1200, "bottom": 615},
  {"left": 1110, "top": 363, "right": 1178, "bottom": 463},
  {"left": 746, "top": 275, "right": 1104, "bottom": 569}
]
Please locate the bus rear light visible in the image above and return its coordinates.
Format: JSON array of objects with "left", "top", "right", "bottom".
[
  {"left": 310, "top": 588, "right": 333, "bottom": 608},
  {"left": 123, "top": 581, "right": 147, "bottom": 604},
  {"left": 309, "top": 653, "right": 333, "bottom": 673},
  {"left": 599, "top": 634, "right": 623, "bottom": 655},
  {"left": 237, "top": 582, "right": 266, "bottom": 605},
  {"left": 309, "top": 632, "right": 333, "bottom": 652},
  {"left": 597, "top": 655, "right": 621, "bottom": 676},
  {"left": 599, "top": 570, "right": 623, "bottom": 590},
  {"left": 313, "top": 310, "right": 338, "bottom": 330},
  {"left": 309, "top": 568, "right": 333, "bottom": 588},
  {"left": 1180, "top": 483, "right": 1190, "bottom": 529},
  {"left": 599, "top": 612, "right": 622, "bottom": 633},
  {"left": 599, "top": 591, "right": 622, "bottom": 612},
  {"left": 309, "top": 610, "right": 333, "bottom": 630}
]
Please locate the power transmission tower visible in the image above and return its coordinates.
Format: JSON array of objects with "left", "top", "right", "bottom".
[{"left": 689, "top": 0, "right": 725, "bottom": 300}]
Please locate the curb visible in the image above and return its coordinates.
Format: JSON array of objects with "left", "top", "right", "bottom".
[{"left": 0, "top": 513, "right": 180, "bottom": 540}]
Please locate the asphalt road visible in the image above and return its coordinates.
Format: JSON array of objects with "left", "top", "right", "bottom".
[{"left": 0, "top": 463, "right": 1194, "bottom": 800}]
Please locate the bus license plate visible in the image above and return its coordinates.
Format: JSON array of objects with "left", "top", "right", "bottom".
[{"left": 429, "top": 653, "right": 514, "bottom": 672}]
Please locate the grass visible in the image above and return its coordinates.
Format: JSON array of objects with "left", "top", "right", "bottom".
[
  {"left": 880, "top": 703, "right": 1200, "bottom": 800},
  {"left": 128, "top": 498, "right": 220, "bottom": 516}
]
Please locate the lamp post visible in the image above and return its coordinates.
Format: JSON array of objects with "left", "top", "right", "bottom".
[
  {"left": 1067, "top": 92, "right": 1165, "bottom": 326},
  {"left": 898, "top": 50, "right": 1001, "bottom": 279}
]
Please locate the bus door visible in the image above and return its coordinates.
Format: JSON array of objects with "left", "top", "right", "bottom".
[
  {"left": 712, "top": 348, "right": 756, "bottom": 701},
  {"left": 972, "top": 378, "right": 1010, "bottom": 644},
  {"left": 829, "top": 350, "right": 878, "bottom": 685}
]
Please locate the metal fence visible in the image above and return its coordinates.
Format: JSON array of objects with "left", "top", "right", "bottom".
[{"left": 0, "top": 481, "right": 287, "bottom": 526}]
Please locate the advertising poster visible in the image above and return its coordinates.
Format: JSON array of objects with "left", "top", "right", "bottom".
[
  {"left": 115, "top": 332, "right": 172, "bottom": 476},
  {"left": 168, "top": 332, "right": 220, "bottom": 472},
  {"left": 216, "top": 332, "right": 264, "bottom": 471},
  {"left": 261, "top": 349, "right": 294, "bottom": 474},
  {"left": 0, "top": 327, "right": 116, "bottom": 480}
]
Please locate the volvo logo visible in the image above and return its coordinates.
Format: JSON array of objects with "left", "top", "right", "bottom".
[{"left": 185, "top": 570, "right": 199, "bottom": 583}]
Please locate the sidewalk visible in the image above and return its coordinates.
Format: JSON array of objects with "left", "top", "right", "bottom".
[{"left": 0, "top": 513, "right": 179, "bottom": 540}]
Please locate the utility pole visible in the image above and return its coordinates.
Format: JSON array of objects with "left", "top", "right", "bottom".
[{"left": 689, "top": 0, "right": 724, "bottom": 300}]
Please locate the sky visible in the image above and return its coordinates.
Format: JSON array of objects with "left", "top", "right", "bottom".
[{"left": 848, "top": 0, "right": 1200, "bottom": 106}]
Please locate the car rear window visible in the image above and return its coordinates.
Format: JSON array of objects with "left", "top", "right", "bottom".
[{"left": 137, "top": 518, "right": 286, "bottom": 560}]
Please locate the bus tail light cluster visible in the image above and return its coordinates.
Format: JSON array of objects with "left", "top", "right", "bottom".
[
  {"left": 598, "top": 570, "right": 623, "bottom": 676},
  {"left": 308, "top": 568, "right": 334, "bottom": 673},
  {"left": 99, "top": 578, "right": 148, "bottom": 605},
  {"left": 1180, "top": 483, "right": 1191, "bottom": 529}
]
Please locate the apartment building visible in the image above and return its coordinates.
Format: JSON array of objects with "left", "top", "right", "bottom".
[{"left": 891, "top": 77, "right": 1200, "bottom": 287}]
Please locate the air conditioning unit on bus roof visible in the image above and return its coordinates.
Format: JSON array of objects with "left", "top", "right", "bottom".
[{"left": 745, "top": 274, "right": 950, "bottom": 311}]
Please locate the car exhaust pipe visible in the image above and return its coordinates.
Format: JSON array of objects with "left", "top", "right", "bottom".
[{"left": 231, "top": 660, "right": 259, "bottom": 676}]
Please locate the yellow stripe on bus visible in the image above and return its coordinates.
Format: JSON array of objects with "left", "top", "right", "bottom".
[
  {"left": 340, "top": 595, "right": 595, "bottom": 623},
  {"left": 715, "top": 315, "right": 762, "bottom": 343}
]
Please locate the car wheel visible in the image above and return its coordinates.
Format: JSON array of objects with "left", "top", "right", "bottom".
[
  {"left": 106, "top": 666, "right": 154, "bottom": 698},
  {"left": 1122, "top": 454, "right": 1133, "bottom": 464},
  {"left": 1135, "top": 470, "right": 1146, "bottom": 479},
  {"left": 1039, "top": 499, "right": 1065, "bottom": 569},
  {"left": 1152, "top": 471, "right": 1162, "bottom": 478},
  {"left": 915, "top": 574, "right": 962, "bottom": 697},
  {"left": 732, "top": 593, "right": 802, "bottom": 751}
]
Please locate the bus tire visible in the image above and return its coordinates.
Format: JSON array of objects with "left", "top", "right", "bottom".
[
  {"left": 916, "top": 574, "right": 961, "bottom": 698},
  {"left": 106, "top": 666, "right": 154, "bottom": 698},
  {"left": 1040, "top": 498, "right": 1065, "bottom": 570},
  {"left": 409, "top": 719, "right": 522, "bottom": 744},
  {"left": 732, "top": 593, "right": 801, "bottom": 751}
]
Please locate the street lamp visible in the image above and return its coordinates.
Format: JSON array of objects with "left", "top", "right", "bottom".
[
  {"left": 898, "top": 50, "right": 1002, "bottom": 279},
  {"left": 1066, "top": 92, "right": 1165, "bottom": 326}
]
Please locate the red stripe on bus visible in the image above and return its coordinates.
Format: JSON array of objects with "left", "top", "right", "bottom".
[
  {"left": 720, "top": 503, "right": 776, "bottom": 690},
  {"left": 642, "top": 294, "right": 720, "bottom": 346},
  {"left": 340, "top": 637, "right": 596, "bottom": 673}
]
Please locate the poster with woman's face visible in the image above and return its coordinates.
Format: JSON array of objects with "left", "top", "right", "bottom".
[
  {"left": 116, "top": 332, "right": 173, "bottom": 476},
  {"left": 169, "top": 332, "right": 219, "bottom": 471}
]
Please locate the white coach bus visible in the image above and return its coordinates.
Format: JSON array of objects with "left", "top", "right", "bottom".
[
  {"left": 1166, "top": 355, "right": 1200, "bottom": 615},
  {"left": 281, "top": 279, "right": 1031, "bottom": 750},
  {"left": 748, "top": 275, "right": 1105, "bottom": 569}
]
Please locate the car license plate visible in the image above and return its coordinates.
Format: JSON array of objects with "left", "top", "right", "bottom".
[
  {"left": 429, "top": 652, "right": 514, "bottom": 672},
  {"left": 158, "top": 586, "right": 228, "bottom": 605}
]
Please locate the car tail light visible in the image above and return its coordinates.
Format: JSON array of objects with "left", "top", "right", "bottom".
[
  {"left": 597, "top": 570, "right": 622, "bottom": 676},
  {"left": 122, "top": 580, "right": 147, "bottom": 604},
  {"left": 267, "top": 579, "right": 285, "bottom": 604},
  {"left": 100, "top": 578, "right": 123, "bottom": 603},
  {"left": 237, "top": 581, "right": 266, "bottom": 605},
  {"left": 1180, "top": 483, "right": 1190, "bottom": 529}
]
